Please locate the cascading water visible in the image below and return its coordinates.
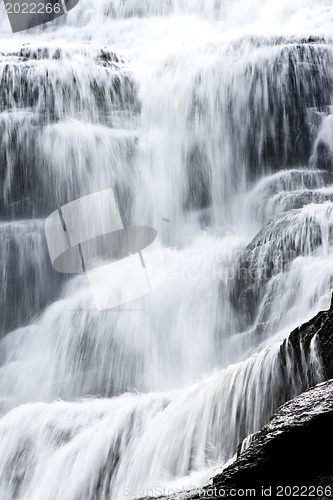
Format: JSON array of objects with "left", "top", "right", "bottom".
[{"left": 1, "top": 0, "right": 333, "bottom": 498}]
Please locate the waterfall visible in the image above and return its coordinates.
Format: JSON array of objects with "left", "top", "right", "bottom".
[{"left": 1, "top": 0, "right": 333, "bottom": 498}]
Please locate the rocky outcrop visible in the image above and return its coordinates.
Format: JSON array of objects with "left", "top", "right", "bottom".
[
  {"left": 231, "top": 203, "right": 333, "bottom": 329},
  {"left": 245, "top": 169, "right": 333, "bottom": 226},
  {"left": 205, "top": 379, "right": 333, "bottom": 499},
  {"left": 185, "top": 39, "right": 333, "bottom": 214},
  {"left": 241, "top": 41, "right": 333, "bottom": 173},
  {"left": 228, "top": 40, "right": 332, "bottom": 174},
  {"left": 0, "top": 43, "right": 136, "bottom": 120},
  {"left": 285, "top": 295, "right": 333, "bottom": 384}
]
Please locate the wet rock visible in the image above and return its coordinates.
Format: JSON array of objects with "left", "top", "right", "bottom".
[
  {"left": 0, "top": 44, "right": 138, "bottom": 215},
  {"left": 285, "top": 294, "right": 333, "bottom": 383},
  {"left": 226, "top": 40, "right": 333, "bottom": 175},
  {"left": 187, "top": 40, "right": 333, "bottom": 213},
  {"left": 0, "top": 44, "right": 136, "bottom": 121},
  {"left": 245, "top": 169, "right": 333, "bottom": 225},
  {"left": 231, "top": 203, "right": 333, "bottom": 328},
  {"left": 206, "top": 378, "right": 333, "bottom": 498}
]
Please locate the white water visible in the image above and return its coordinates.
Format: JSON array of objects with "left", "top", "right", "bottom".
[{"left": 1, "top": 0, "right": 333, "bottom": 498}]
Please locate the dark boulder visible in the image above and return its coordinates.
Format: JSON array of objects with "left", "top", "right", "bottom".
[{"left": 206, "top": 378, "right": 333, "bottom": 499}]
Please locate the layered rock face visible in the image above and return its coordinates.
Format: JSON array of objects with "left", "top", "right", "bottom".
[
  {"left": 0, "top": 44, "right": 137, "bottom": 216},
  {"left": 0, "top": 43, "right": 137, "bottom": 337}
]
